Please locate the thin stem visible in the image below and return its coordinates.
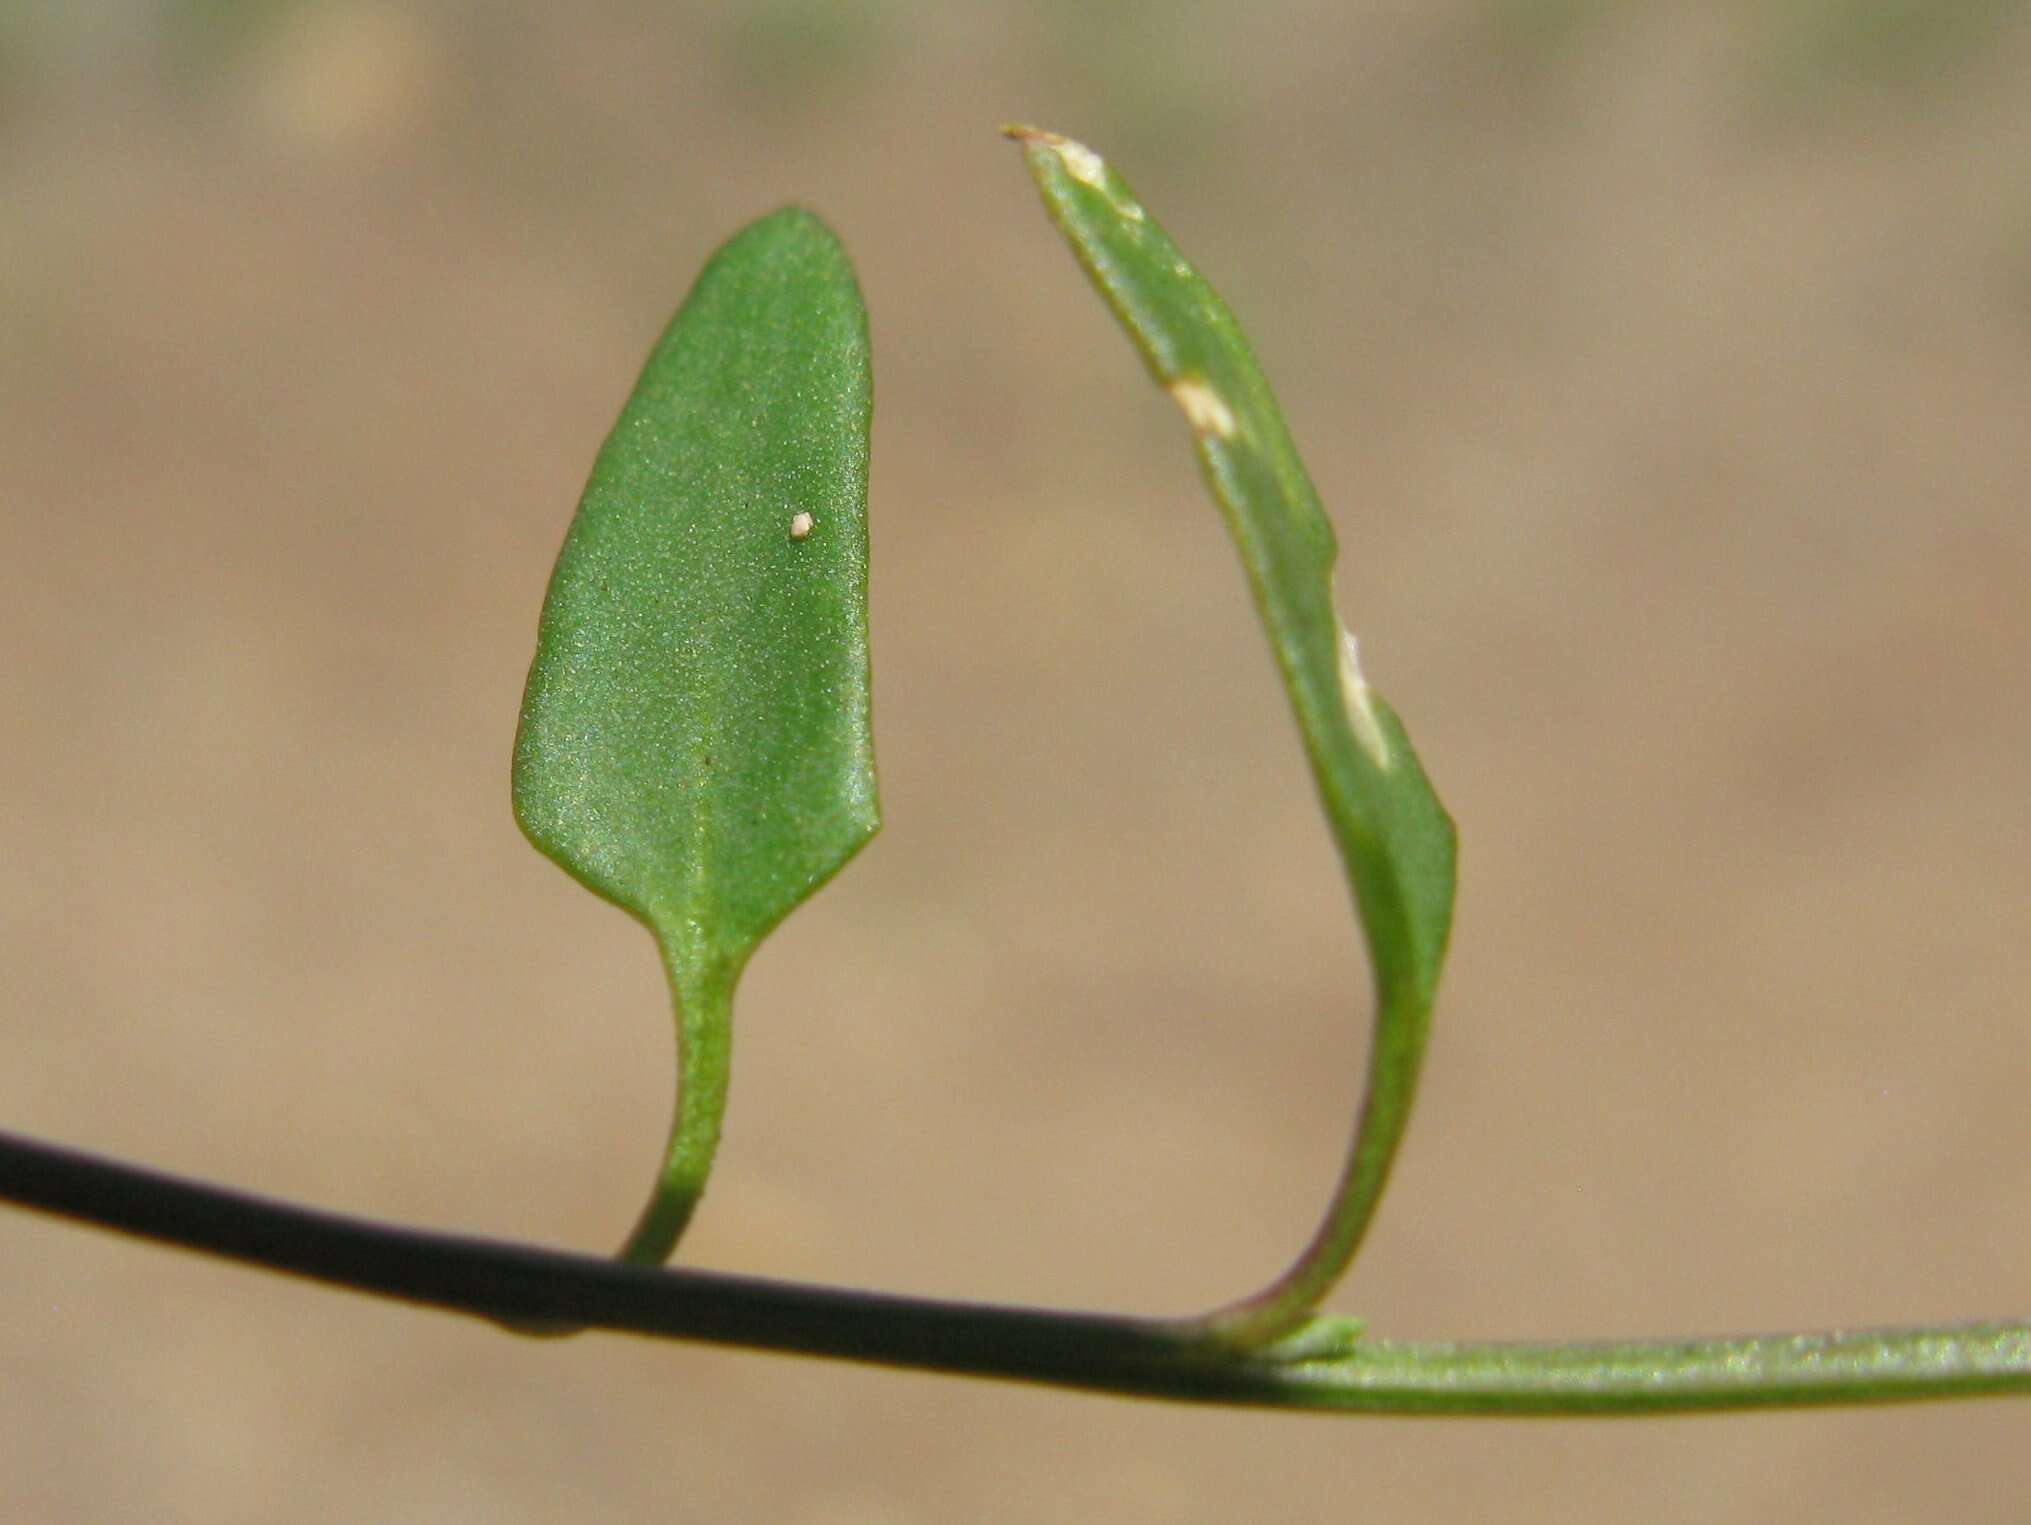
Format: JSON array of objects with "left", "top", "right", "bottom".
[
  {"left": 498, "top": 949, "right": 734, "bottom": 1336},
  {"left": 3, "top": 1125, "right": 2027, "bottom": 1414},
  {"left": 1189, "top": 973, "right": 1427, "bottom": 1346},
  {"left": 617, "top": 947, "right": 735, "bottom": 1265}
]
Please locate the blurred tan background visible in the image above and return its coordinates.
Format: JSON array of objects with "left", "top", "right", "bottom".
[{"left": 4, "top": 2, "right": 2031, "bottom": 1520}]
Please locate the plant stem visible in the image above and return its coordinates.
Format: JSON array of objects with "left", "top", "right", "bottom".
[
  {"left": 1189, "top": 973, "right": 1427, "bottom": 1346},
  {"left": 617, "top": 947, "right": 735, "bottom": 1266},
  {"left": 3, "top": 1125, "right": 2026, "bottom": 1414},
  {"left": 496, "top": 948, "right": 732, "bottom": 1335}
]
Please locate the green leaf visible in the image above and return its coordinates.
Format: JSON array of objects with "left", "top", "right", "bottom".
[
  {"left": 513, "top": 207, "right": 877, "bottom": 1265},
  {"left": 1008, "top": 126, "right": 1456, "bottom": 1347}
]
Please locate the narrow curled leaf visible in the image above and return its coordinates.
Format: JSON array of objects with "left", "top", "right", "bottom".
[
  {"left": 1009, "top": 127, "right": 1456, "bottom": 1347},
  {"left": 514, "top": 207, "right": 877, "bottom": 1264}
]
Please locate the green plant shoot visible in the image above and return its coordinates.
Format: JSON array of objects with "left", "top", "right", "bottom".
[
  {"left": 1008, "top": 126, "right": 1458, "bottom": 1349},
  {"left": 2, "top": 132, "right": 2028, "bottom": 1422},
  {"left": 512, "top": 208, "right": 878, "bottom": 1267}
]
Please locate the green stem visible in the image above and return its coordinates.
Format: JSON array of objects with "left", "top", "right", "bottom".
[
  {"left": 616, "top": 946, "right": 735, "bottom": 1266},
  {"left": 498, "top": 947, "right": 732, "bottom": 1335},
  {"left": 1189, "top": 974, "right": 1427, "bottom": 1346},
  {"left": 3, "top": 1125, "right": 2027, "bottom": 1415}
]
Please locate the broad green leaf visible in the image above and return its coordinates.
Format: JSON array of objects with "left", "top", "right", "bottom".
[
  {"left": 513, "top": 207, "right": 877, "bottom": 1265},
  {"left": 1009, "top": 127, "right": 1456, "bottom": 1347}
]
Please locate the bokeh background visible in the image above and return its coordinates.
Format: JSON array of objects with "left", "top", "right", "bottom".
[{"left": 5, "top": 2, "right": 2031, "bottom": 1520}]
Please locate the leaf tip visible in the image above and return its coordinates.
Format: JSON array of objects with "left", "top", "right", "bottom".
[
  {"left": 1028, "top": 127, "right": 1106, "bottom": 185},
  {"left": 1003, "top": 123, "right": 1147, "bottom": 220}
]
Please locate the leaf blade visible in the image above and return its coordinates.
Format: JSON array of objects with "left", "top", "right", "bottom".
[
  {"left": 512, "top": 206, "right": 877, "bottom": 1262},
  {"left": 515, "top": 205, "right": 877, "bottom": 970},
  {"left": 1009, "top": 127, "right": 1456, "bottom": 1345}
]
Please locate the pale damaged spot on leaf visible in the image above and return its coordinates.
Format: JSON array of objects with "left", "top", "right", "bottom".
[
  {"left": 1338, "top": 624, "right": 1391, "bottom": 770},
  {"left": 1053, "top": 136, "right": 1107, "bottom": 191},
  {"left": 1168, "top": 376, "right": 1237, "bottom": 441},
  {"left": 789, "top": 511, "right": 814, "bottom": 540}
]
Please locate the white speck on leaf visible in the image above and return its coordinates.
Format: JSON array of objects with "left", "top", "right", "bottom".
[
  {"left": 1168, "top": 377, "right": 1237, "bottom": 440},
  {"left": 1051, "top": 136, "right": 1106, "bottom": 190},
  {"left": 789, "top": 511, "right": 814, "bottom": 540},
  {"left": 1338, "top": 624, "right": 1392, "bottom": 770}
]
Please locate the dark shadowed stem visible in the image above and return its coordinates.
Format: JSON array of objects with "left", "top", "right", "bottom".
[{"left": 3, "top": 1126, "right": 2027, "bottom": 1414}]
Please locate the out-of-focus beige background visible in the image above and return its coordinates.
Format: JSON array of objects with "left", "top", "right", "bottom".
[{"left": 4, "top": 2, "right": 2030, "bottom": 1520}]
